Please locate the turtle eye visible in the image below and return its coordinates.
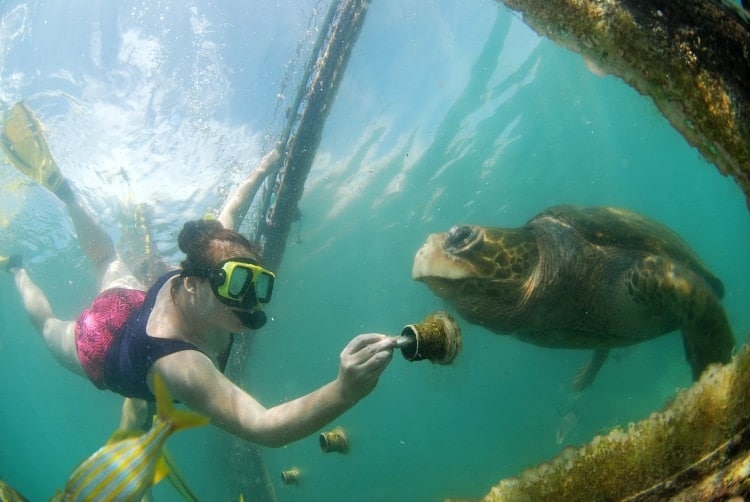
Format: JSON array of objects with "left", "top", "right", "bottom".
[{"left": 445, "top": 225, "right": 479, "bottom": 252}]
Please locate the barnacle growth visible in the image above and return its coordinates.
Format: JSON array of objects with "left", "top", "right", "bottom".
[
  {"left": 281, "top": 467, "right": 301, "bottom": 485},
  {"left": 319, "top": 426, "right": 349, "bottom": 454},
  {"left": 397, "top": 311, "right": 462, "bottom": 365},
  {"left": 475, "top": 340, "right": 750, "bottom": 501}
]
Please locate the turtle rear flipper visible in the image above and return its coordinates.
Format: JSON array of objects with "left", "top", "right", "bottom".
[{"left": 571, "top": 349, "right": 609, "bottom": 391}]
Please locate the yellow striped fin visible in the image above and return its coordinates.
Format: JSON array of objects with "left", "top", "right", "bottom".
[
  {"left": 60, "top": 373, "right": 209, "bottom": 501},
  {"left": 153, "top": 371, "right": 210, "bottom": 431}
]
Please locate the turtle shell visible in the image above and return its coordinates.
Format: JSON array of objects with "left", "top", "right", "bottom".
[{"left": 533, "top": 205, "right": 724, "bottom": 298}]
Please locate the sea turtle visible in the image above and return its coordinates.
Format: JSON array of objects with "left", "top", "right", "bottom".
[{"left": 412, "top": 205, "right": 734, "bottom": 390}]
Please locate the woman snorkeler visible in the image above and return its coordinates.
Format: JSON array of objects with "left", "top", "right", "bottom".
[{"left": 1, "top": 101, "right": 396, "bottom": 447}]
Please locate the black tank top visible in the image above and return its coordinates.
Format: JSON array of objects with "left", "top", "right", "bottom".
[{"left": 103, "top": 270, "right": 233, "bottom": 401}]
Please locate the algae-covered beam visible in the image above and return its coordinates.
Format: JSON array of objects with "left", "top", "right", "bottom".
[
  {"left": 495, "top": 0, "right": 750, "bottom": 204},
  {"left": 476, "top": 341, "right": 750, "bottom": 500}
]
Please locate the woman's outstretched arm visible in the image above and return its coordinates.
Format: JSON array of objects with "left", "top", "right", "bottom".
[{"left": 218, "top": 148, "right": 280, "bottom": 231}]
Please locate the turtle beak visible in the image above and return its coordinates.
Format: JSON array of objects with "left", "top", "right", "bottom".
[
  {"left": 412, "top": 229, "right": 478, "bottom": 281},
  {"left": 444, "top": 225, "right": 480, "bottom": 254}
]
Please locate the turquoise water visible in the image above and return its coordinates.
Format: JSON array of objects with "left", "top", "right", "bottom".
[{"left": 2, "top": 1, "right": 749, "bottom": 501}]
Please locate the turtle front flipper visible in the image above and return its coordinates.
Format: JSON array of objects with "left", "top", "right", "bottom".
[
  {"left": 634, "top": 255, "right": 734, "bottom": 380},
  {"left": 572, "top": 349, "right": 609, "bottom": 391},
  {"left": 679, "top": 288, "right": 734, "bottom": 380}
]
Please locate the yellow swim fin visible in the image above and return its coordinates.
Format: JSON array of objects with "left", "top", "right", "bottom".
[{"left": 1, "top": 101, "right": 64, "bottom": 193}]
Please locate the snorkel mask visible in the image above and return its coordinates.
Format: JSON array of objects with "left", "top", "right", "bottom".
[{"left": 183, "top": 257, "right": 275, "bottom": 329}]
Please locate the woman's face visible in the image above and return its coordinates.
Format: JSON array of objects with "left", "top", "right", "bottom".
[
  {"left": 200, "top": 242, "right": 266, "bottom": 331},
  {"left": 191, "top": 277, "right": 250, "bottom": 333},
  {"left": 200, "top": 276, "right": 261, "bottom": 333},
  {"left": 184, "top": 277, "right": 245, "bottom": 333}
]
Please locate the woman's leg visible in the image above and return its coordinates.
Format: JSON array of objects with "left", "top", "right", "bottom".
[
  {"left": 2, "top": 101, "right": 139, "bottom": 292},
  {"left": 10, "top": 267, "right": 85, "bottom": 377},
  {"left": 55, "top": 182, "right": 143, "bottom": 292},
  {"left": 119, "top": 397, "right": 152, "bottom": 431},
  {"left": 56, "top": 181, "right": 117, "bottom": 272}
]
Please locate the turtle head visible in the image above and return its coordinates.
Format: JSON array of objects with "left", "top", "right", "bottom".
[
  {"left": 412, "top": 225, "right": 491, "bottom": 284},
  {"left": 412, "top": 224, "right": 539, "bottom": 318}
]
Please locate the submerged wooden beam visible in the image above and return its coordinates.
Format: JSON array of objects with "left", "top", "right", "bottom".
[
  {"left": 495, "top": 0, "right": 750, "bottom": 204},
  {"left": 474, "top": 341, "right": 750, "bottom": 501}
]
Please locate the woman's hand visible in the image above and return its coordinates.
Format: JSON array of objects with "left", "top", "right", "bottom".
[
  {"left": 257, "top": 147, "right": 281, "bottom": 174},
  {"left": 336, "top": 333, "right": 397, "bottom": 404},
  {"left": 217, "top": 146, "right": 282, "bottom": 230}
]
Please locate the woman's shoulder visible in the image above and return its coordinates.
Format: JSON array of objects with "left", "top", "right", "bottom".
[{"left": 148, "top": 349, "right": 224, "bottom": 403}]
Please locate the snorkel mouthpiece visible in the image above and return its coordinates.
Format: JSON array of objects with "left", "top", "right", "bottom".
[{"left": 235, "top": 309, "right": 267, "bottom": 329}]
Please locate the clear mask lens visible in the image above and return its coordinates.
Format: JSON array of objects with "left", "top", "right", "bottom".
[
  {"left": 227, "top": 266, "right": 252, "bottom": 298},
  {"left": 212, "top": 259, "right": 274, "bottom": 308}
]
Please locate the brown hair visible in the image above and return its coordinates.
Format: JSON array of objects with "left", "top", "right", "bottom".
[
  {"left": 178, "top": 219, "right": 260, "bottom": 269},
  {"left": 172, "top": 219, "right": 262, "bottom": 295}
]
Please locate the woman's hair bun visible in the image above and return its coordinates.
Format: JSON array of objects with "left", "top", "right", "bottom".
[
  {"left": 177, "top": 218, "right": 260, "bottom": 273},
  {"left": 178, "top": 219, "right": 223, "bottom": 255}
]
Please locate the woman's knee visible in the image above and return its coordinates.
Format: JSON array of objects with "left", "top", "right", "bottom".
[{"left": 42, "top": 319, "right": 85, "bottom": 376}]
